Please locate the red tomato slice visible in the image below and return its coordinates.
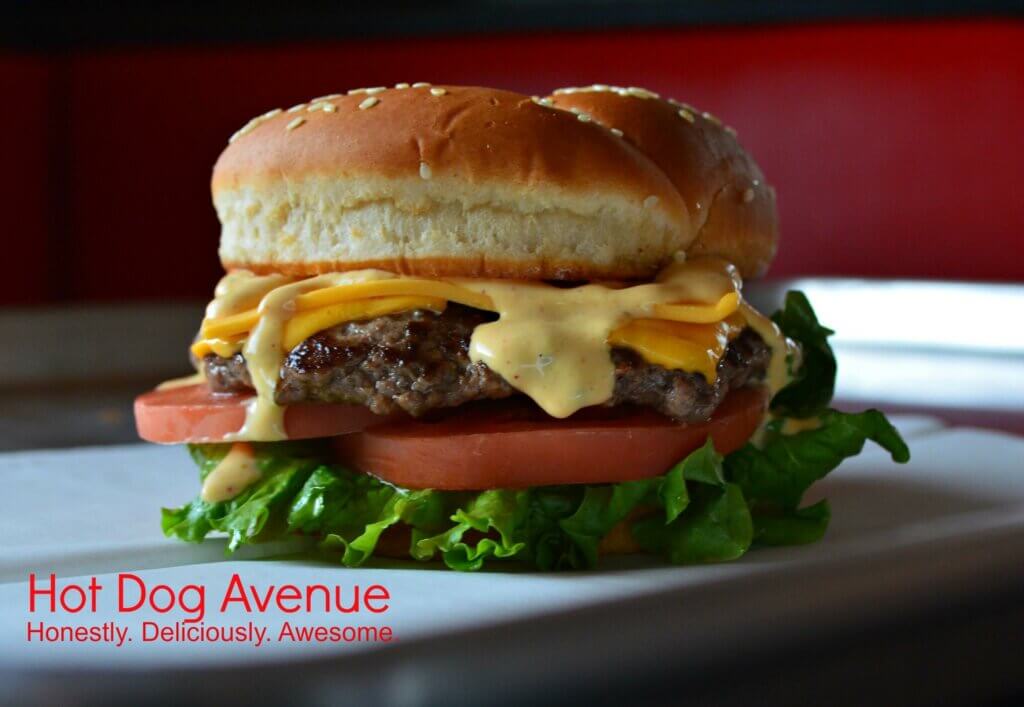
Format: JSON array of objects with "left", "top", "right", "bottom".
[
  {"left": 134, "top": 384, "right": 391, "bottom": 443},
  {"left": 332, "top": 387, "right": 769, "bottom": 490}
]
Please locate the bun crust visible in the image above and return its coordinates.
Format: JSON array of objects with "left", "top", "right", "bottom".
[
  {"left": 546, "top": 87, "right": 777, "bottom": 278},
  {"left": 213, "top": 84, "right": 778, "bottom": 281},
  {"left": 213, "top": 86, "right": 690, "bottom": 281}
]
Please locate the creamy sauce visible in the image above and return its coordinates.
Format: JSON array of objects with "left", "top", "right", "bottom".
[
  {"left": 206, "top": 271, "right": 294, "bottom": 319},
  {"left": 198, "top": 258, "right": 792, "bottom": 437},
  {"left": 201, "top": 442, "right": 261, "bottom": 502},
  {"left": 741, "top": 310, "right": 803, "bottom": 449},
  {"left": 156, "top": 372, "right": 207, "bottom": 390},
  {"left": 736, "top": 302, "right": 799, "bottom": 398},
  {"left": 457, "top": 258, "right": 742, "bottom": 418},
  {"left": 781, "top": 416, "right": 822, "bottom": 435},
  {"left": 222, "top": 269, "right": 400, "bottom": 441}
]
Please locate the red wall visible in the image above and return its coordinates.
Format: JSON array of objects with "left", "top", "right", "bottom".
[
  {"left": 0, "top": 54, "right": 54, "bottom": 304},
  {"left": 3, "top": 20, "right": 1023, "bottom": 304}
]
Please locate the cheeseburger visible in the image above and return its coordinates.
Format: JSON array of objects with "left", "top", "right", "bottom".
[{"left": 136, "top": 84, "right": 908, "bottom": 570}]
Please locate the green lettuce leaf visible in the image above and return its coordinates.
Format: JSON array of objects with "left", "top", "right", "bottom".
[
  {"left": 726, "top": 409, "right": 910, "bottom": 510},
  {"left": 751, "top": 499, "right": 831, "bottom": 546},
  {"left": 632, "top": 483, "right": 753, "bottom": 563},
  {"left": 770, "top": 290, "right": 837, "bottom": 418},
  {"left": 163, "top": 442, "right": 751, "bottom": 571},
  {"left": 412, "top": 490, "right": 529, "bottom": 570},
  {"left": 162, "top": 443, "right": 320, "bottom": 551}
]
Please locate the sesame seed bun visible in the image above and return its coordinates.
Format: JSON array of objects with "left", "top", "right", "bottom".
[
  {"left": 546, "top": 86, "right": 778, "bottom": 278},
  {"left": 212, "top": 84, "right": 777, "bottom": 281}
]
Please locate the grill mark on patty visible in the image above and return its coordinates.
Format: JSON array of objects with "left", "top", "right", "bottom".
[{"left": 203, "top": 305, "right": 771, "bottom": 422}]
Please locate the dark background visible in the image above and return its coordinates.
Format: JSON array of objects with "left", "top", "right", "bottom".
[{"left": 1, "top": 1, "right": 1023, "bottom": 307}]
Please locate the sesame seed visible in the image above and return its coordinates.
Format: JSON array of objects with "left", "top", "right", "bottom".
[
  {"left": 725, "top": 125, "right": 738, "bottom": 137},
  {"left": 576, "top": 112, "right": 592, "bottom": 123},
  {"left": 260, "top": 108, "right": 283, "bottom": 119},
  {"left": 412, "top": 82, "right": 431, "bottom": 88},
  {"left": 307, "top": 102, "right": 325, "bottom": 112},
  {"left": 678, "top": 109, "right": 695, "bottom": 123},
  {"left": 626, "top": 86, "right": 659, "bottom": 99},
  {"left": 702, "top": 111, "right": 721, "bottom": 126},
  {"left": 419, "top": 162, "right": 432, "bottom": 180},
  {"left": 228, "top": 131, "right": 241, "bottom": 143},
  {"left": 358, "top": 96, "right": 380, "bottom": 110},
  {"left": 643, "top": 196, "right": 659, "bottom": 209},
  {"left": 347, "top": 88, "right": 367, "bottom": 95},
  {"left": 286, "top": 117, "right": 305, "bottom": 131},
  {"left": 429, "top": 87, "right": 447, "bottom": 96},
  {"left": 568, "top": 106, "right": 582, "bottom": 114},
  {"left": 287, "top": 103, "right": 306, "bottom": 113},
  {"left": 538, "top": 97, "right": 553, "bottom": 107},
  {"left": 610, "top": 127, "right": 624, "bottom": 137},
  {"left": 394, "top": 82, "right": 410, "bottom": 89},
  {"left": 322, "top": 103, "right": 337, "bottom": 113},
  {"left": 742, "top": 188, "right": 755, "bottom": 203},
  {"left": 592, "top": 83, "right": 609, "bottom": 91},
  {"left": 311, "top": 94, "right": 340, "bottom": 102},
  {"left": 365, "top": 86, "right": 386, "bottom": 95},
  {"left": 236, "top": 120, "right": 258, "bottom": 136}
]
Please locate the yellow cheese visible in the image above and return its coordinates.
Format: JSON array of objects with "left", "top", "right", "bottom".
[
  {"left": 185, "top": 258, "right": 781, "bottom": 433},
  {"left": 281, "top": 295, "right": 447, "bottom": 351},
  {"left": 190, "top": 336, "right": 246, "bottom": 359},
  {"left": 608, "top": 316, "right": 742, "bottom": 383},
  {"left": 454, "top": 258, "right": 743, "bottom": 418},
  {"left": 295, "top": 278, "right": 494, "bottom": 313},
  {"left": 200, "top": 277, "right": 492, "bottom": 341},
  {"left": 200, "top": 308, "right": 260, "bottom": 341},
  {"left": 194, "top": 267, "right": 741, "bottom": 372},
  {"left": 652, "top": 291, "right": 739, "bottom": 323},
  {"left": 192, "top": 296, "right": 447, "bottom": 359}
]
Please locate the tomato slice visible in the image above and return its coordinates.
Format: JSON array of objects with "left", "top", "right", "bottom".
[
  {"left": 332, "top": 387, "right": 768, "bottom": 490},
  {"left": 134, "top": 384, "right": 392, "bottom": 444}
]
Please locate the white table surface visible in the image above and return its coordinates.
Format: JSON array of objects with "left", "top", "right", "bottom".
[{"left": 2, "top": 414, "right": 1021, "bottom": 670}]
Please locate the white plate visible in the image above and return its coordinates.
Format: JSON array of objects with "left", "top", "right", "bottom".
[{"left": 1, "top": 415, "right": 1021, "bottom": 671}]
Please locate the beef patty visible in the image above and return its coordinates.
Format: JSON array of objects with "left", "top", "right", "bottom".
[{"left": 203, "top": 305, "right": 771, "bottom": 422}]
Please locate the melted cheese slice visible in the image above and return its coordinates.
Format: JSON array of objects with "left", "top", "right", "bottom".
[
  {"left": 282, "top": 295, "right": 447, "bottom": 351},
  {"left": 608, "top": 316, "right": 744, "bottom": 383},
  {"left": 188, "top": 257, "right": 795, "bottom": 439},
  {"left": 454, "top": 259, "right": 748, "bottom": 417}
]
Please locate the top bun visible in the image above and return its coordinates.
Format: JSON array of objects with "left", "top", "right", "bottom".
[
  {"left": 212, "top": 84, "right": 777, "bottom": 281},
  {"left": 546, "top": 86, "right": 777, "bottom": 278}
]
